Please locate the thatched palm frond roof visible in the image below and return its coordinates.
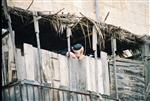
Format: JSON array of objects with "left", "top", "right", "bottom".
[{"left": 2, "top": 7, "right": 144, "bottom": 53}]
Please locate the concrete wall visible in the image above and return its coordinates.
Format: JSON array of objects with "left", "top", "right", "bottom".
[{"left": 7, "top": 0, "right": 149, "bottom": 36}]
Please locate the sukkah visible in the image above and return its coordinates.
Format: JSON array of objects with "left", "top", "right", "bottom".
[{"left": 2, "top": 7, "right": 144, "bottom": 55}]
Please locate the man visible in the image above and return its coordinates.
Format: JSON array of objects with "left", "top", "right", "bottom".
[{"left": 66, "top": 44, "right": 85, "bottom": 60}]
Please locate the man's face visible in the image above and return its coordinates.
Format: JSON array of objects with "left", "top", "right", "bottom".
[
  {"left": 73, "top": 47, "right": 84, "bottom": 58},
  {"left": 74, "top": 50, "right": 81, "bottom": 58}
]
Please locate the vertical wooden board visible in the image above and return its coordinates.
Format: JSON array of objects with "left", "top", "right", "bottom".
[
  {"left": 53, "top": 89, "right": 59, "bottom": 101},
  {"left": 62, "top": 91, "right": 69, "bottom": 101},
  {"left": 89, "top": 57, "right": 96, "bottom": 91},
  {"left": 2, "top": 89, "right": 5, "bottom": 101},
  {"left": 9, "top": 86, "right": 15, "bottom": 101},
  {"left": 71, "top": 93, "right": 78, "bottom": 101},
  {"left": 15, "top": 85, "right": 21, "bottom": 101},
  {"left": 81, "top": 95, "right": 87, "bottom": 101},
  {"left": 16, "top": 49, "right": 25, "bottom": 80},
  {"left": 21, "top": 56, "right": 27, "bottom": 80},
  {"left": 86, "top": 95, "right": 90, "bottom": 101},
  {"left": 70, "top": 57, "right": 88, "bottom": 91},
  {"left": 77, "top": 94, "right": 82, "bottom": 101},
  {"left": 4, "top": 89, "right": 9, "bottom": 101},
  {"left": 78, "top": 57, "right": 87, "bottom": 91},
  {"left": 8, "top": 34, "right": 15, "bottom": 82},
  {"left": 24, "top": 43, "right": 35, "bottom": 81},
  {"left": 41, "top": 49, "right": 53, "bottom": 83},
  {"left": 42, "top": 88, "right": 49, "bottom": 101},
  {"left": 85, "top": 57, "right": 91, "bottom": 91},
  {"left": 59, "top": 54, "right": 69, "bottom": 87},
  {"left": 50, "top": 52, "right": 60, "bottom": 87},
  {"left": 16, "top": 49, "right": 21, "bottom": 80},
  {"left": 51, "top": 52, "right": 60, "bottom": 80},
  {"left": 49, "top": 89, "right": 54, "bottom": 101},
  {"left": 59, "top": 91, "right": 64, "bottom": 101},
  {"left": 70, "top": 58, "right": 79, "bottom": 91},
  {"left": 21, "top": 85, "right": 27, "bottom": 101},
  {"left": 2, "top": 68, "right": 4, "bottom": 86},
  {"left": 33, "top": 48, "right": 40, "bottom": 82},
  {"left": 97, "top": 59, "right": 104, "bottom": 94},
  {"left": 101, "top": 51, "right": 110, "bottom": 95},
  {"left": 27, "top": 85, "right": 33, "bottom": 101},
  {"left": 33, "top": 86, "right": 40, "bottom": 101}
]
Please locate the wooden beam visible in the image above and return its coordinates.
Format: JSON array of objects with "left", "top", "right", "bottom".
[
  {"left": 66, "top": 26, "right": 72, "bottom": 91},
  {"left": 33, "top": 11, "right": 43, "bottom": 83},
  {"left": 111, "top": 36, "right": 118, "bottom": 99},
  {"left": 92, "top": 25, "right": 98, "bottom": 92}
]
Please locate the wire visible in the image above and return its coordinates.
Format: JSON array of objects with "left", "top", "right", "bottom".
[{"left": 26, "top": 0, "right": 34, "bottom": 10}]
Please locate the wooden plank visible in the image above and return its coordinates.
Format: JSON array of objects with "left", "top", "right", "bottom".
[
  {"left": 53, "top": 89, "right": 59, "bottom": 101},
  {"left": 58, "top": 91, "right": 64, "bottom": 101},
  {"left": 41, "top": 49, "right": 52, "bottom": 83},
  {"left": 15, "top": 85, "right": 21, "bottom": 101},
  {"left": 89, "top": 57, "right": 96, "bottom": 91},
  {"left": 49, "top": 89, "right": 54, "bottom": 101},
  {"left": 109, "top": 57, "right": 145, "bottom": 100},
  {"left": 71, "top": 93, "right": 78, "bottom": 101},
  {"left": 16, "top": 49, "right": 27, "bottom": 80},
  {"left": 51, "top": 52, "right": 60, "bottom": 88},
  {"left": 33, "top": 86, "right": 40, "bottom": 101},
  {"left": 101, "top": 51, "right": 110, "bottom": 95},
  {"left": 69, "top": 57, "right": 87, "bottom": 91},
  {"left": 85, "top": 57, "right": 91, "bottom": 91},
  {"left": 97, "top": 59, "right": 104, "bottom": 94},
  {"left": 69, "top": 58, "right": 78, "bottom": 91},
  {"left": 42, "top": 88, "right": 49, "bottom": 101},
  {"left": 33, "top": 48, "right": 41, "bottom": 82},
  {"left": 51, "top": 52, "right": 60, "bottom": 80},
  {"left": 16, "top": 49, "right": 21, "bottom": 80},
  {"left": 77, "top": 94, "right": 82, "bottom": 101},
  {"left": 59, "top": 54, "right": 69, "bottom": 87},
  {"left": 115, "top": 57, "right": 144, "bottom": 64},
  {"left": 24, "top": 43, "right": 35, "bottom": 81},
  {"left": 109, "top": 61, "right": 144, "bottom": 69},
  {"left": 77, "top": 57, "right": 87, "bottom": 91},
  {"left": 63, "top": 91, "right": 69, "bottom": 101},
  {"left": 9, "top": 86, "right": 15, "bottom": 101},
  {"left": 21, "top": 85, "right": 27, "bottom": 101},
  {"left": 8, "top": 34, "right": 16, "bottom": 82},
  {"left": 27, "top": 85, "right": 34, "bottom": 101}
]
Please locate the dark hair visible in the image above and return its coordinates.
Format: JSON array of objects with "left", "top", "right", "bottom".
[{"left": 72, "top": 44, "right": 83, "bottom": 50}]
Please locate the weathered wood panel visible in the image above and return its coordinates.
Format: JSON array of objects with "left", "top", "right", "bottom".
[
  {"left": 16, "top": 49, "right": 27, "bottom": 80},
  {"left": 101, "top": 51, "right": 110, "bottom": 95},
  {"left": 24, "top": 44, "right": 35, "bottom": 81},
  {"left": 97, "top": 59, "right": 104, "bottom": 93},
  {"left": 59, "top": 54, "right": 69, "bottom": 87},
  {"left": 89, "top": 57, "right": 96, "bottom": 91},
  {"left": 33, "top": 48, "right": 40, "bottom": 82},
  {"left": 109, "top": 58, "right": 145, "bottom": 101},
  {"left": 19, "top": 43, "right": 108, "bottom": 94}
]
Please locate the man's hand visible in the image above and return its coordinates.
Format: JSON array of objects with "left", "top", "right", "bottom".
[{"left": 66, "top": 52, "right": 77, "bottom": 59}]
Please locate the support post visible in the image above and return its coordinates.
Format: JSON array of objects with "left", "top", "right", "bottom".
[
  {"left": 2, "top": 0, "right": 17, "bottom": 82},
  {"left": 33, "top": 11, "right": 43, "bottom": 83},
  {"left": 111, "top": 35, "right": 118, "bottom": 99},
  {"left": 2, "top": 49, "right": 7, "bottom": 85},
  {"left": 92, "top": 26, "right": 99, "bottom": 92},
  {"left": 141, "top": 35, "right": 150, "bottom": 87},
  {"left": 66, "top": 26, "right": 72, "bottom": 90}
]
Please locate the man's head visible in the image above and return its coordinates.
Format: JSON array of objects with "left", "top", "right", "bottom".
[{"left": 72, "top": 44, "right": 84, "bottom": 59}]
